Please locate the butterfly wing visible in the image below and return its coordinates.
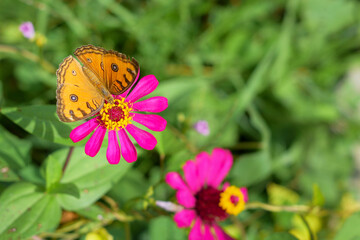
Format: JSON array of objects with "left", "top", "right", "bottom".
[
  {"left": 74, "top": 44, "right": 139, "bottom": 95},
  {"left": 56, "top": 56, "right": 104, "bottom": 122},
  {"left": 73, "top": 45, "right": 106, "bottom": 80},
  {"left": 102, "top": 50, "right": 139, "bottom": 95}
]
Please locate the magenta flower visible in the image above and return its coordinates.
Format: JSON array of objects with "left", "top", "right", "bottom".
[
  {"left": 70, "top": 75, "right": 168, "bottom": 164},
  {"left": 165, "top": 148, "right": 248, "bottom": 240},
  {"left": 19, "top": 22, "right": 35, "bottom": 39},
  {"left": 193, "top": 120, "right": 210, "bottom": 136}
]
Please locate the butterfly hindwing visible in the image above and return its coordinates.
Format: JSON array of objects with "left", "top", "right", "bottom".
[{"left": 56, "top": 56, "right": 104, "bottom": 122}]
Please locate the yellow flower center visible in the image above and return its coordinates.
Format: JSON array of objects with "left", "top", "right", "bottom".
[
  {"left": 219, "top": 185, "right": 245, "bottom": 215},
  {"left": 98, "top": 97, "right": 133, "bottom": 131}
]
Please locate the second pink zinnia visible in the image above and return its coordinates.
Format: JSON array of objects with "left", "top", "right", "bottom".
[{"left": 165, "top": 148, "right": 248, "bottom": 240}]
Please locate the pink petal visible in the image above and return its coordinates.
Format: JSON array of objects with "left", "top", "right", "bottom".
[
  {"left": 207, "top": 148, "right": 233, "bottom": 188},
  {"left": 174, "top": 209, "right": 196, "bottom": 228},
  {"left": 85, "top": 126, "right": 106, "bottom": 157},
  {"left": 183, "top": 160, "right": 201, "bottom": 193},
  {"left": 126, "top": 124, "right": 157, "bottom": 150},
  {"left": 132, "top": 96, "right": 168, "bottom": 112},
  {"left": 204, "top": 224, "right": 215, "bottom": 240},
  {"left": 165, "top": 172, "right": 189, "bottom": 191},
  {"left": 193, "top": 120, "right": 210, "bottom": 136},
  {"left": 176, "top": 189, "right": 196, "bottom": 208},
  {"left": 133, "top": 113, "right": 167, "bottom": 132},
  {"left": 106, "top": 130, "right": 121, "bottom": 164},
  {"left": 120, "top": 68, "right": 140, "bottom": 98},
  {"left": 118, "top": 129, "right": 137, "bottom": 163},
  {"left": 70, "top": 118, "right": 99, "bottom": 142},
  {"left": 195, "top": 152, "right": 211, "bottom": 189},
  {"left": 213, "top": 224, "right": 234, "bottom": 240},
  {"left": 126, "top": 75, "right": 158, "bottom": 102},
  {"left": 241, "top": 187, "right": 249, "bottom": 203},
  {"left": 189, "top": 218, "right": 203, "bottom": 240},
  {"left": 222, "top": 182, "right": 231, "bottom": 191},
  {"left": 19, "top": 22, "right": 35, "bottom": 39}
]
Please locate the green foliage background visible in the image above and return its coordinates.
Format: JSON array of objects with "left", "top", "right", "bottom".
[{"left": 0, "top": 0, "right": 360, "bottom": 239}]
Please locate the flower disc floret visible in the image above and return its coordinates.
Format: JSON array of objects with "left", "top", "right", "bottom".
[
  {"left": 98, "top": 98, "right": 133, "bottom": 130},
  {"left": 195, "top": 187, "right": 228, "bottom": 224}
]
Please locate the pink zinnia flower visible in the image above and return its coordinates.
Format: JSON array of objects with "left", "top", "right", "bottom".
[
  {"left": 70, "top": 75, "right": 168, "bottom": 164},
  {"left": 19, "top": 22, "right": 35, "bottom": 39},
  {"left": 165, "top": 148, "right": 248, "bottom": 240}
]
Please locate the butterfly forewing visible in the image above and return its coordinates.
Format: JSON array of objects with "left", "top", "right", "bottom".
[
  {"left": 102, "top": 50, "right": 139, "bottom": 95},
  {"left": 74, "top": 45, "right": 105, "bottom": 80},
  {"left": 56, "top": 56, "right": 104, "bottom": 122},
  {"left": 74, "top": 45, "right": 139, "bottom": 95}
]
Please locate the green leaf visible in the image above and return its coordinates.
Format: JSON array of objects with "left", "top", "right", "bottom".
[
  {"left": 1, "top": 105, "right": 81, "bottom": 146},
  {"left": 45, "top": 155, "right": 62, "bottom": 191},
  {"left": 230, "top": 151, "right": 271, "bottom": 186},
  {"left": 15, "top": 62, "right": 55, "bottom": 89},
  {"left": 0, "top": 158, "right": 19, "bottom": 182},
  {"left": 18, "top": 164, "right": 44, "bottom": 185},
  {"left": 49, "top": 182, "right": 80, "bottom": 199},
  {"left": 334, "top": 212, "right": 360, "bottom": 240},
  {"left": 233, "top": 45, "right": 276, "bottom": 118},
  {"left": 149, "top": 216, "right": 187, "bottom": 240},
  {"left": 264, "top": 232, "right": 299, "bottom": 240},
  {"left": 153, "top": 128, "right": 186, "bottom": 155},
  {"left": 154, "top": 77, "right": 206, "bottom": 106},
  {"left": 312, "top": 184, "right": 325, "bottom": 206},
  {"left": 0, "top": 125, "right": 31, "bottom": 170},
  {"left": 75, "top": 204, "right": 108, "bottom": 221},
  {"left": 108, "top": 168, "right": 148, "bottom": 204},
  {"left": 54, "top": 147, "right": 132, "bottom": 210},
  {"left": 302, "top": 0, "right": 355, "bottom": 35},
  {"left": 0, "top": 182, "right": 61, "bottom": 238},
  {"left": 165, "top": 150, "right": 193, "bottom": 172}
]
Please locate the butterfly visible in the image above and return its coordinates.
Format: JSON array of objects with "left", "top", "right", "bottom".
[{"left": 56, "top": 45, "right": 139, "bottom": 122}]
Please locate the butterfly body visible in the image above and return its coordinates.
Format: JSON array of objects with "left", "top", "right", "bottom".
[
  {"left": 82, "top": 66, "right": 114, "bottom": 104},
  {"left": 56, "top": 45, "right": 139, "bottom": 122}
]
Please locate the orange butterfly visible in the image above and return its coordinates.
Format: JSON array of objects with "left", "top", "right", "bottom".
[{"left": 56, "top": 45, "right": 139, "bottom": 122}]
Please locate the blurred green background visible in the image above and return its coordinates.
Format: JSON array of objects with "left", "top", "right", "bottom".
[{"left": 1, "top": 0, "right": 360, "bottom": 239}]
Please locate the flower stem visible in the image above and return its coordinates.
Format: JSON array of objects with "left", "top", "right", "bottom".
[
  {"left": 62, "top": 147, "right": 74, "bottom": 173},
  {"left": 0, "top": 44, "right": 56, "bottom": 73},
  {"left": 124, "top": 222, "right": 131, "bottom": 240},
  {"left": 246, "top": 202, "right": 311, "bottom": 213}
]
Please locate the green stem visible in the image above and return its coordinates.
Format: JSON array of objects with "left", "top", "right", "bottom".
[
  {"left": 124, "top": 222, "right": 131, "bottom": 240},
  {"left": 62, "top": 147, "right": 74, "bottom": 173},
  {"left": 0, "top": 44, "right": 56, "bottom": 73},
  {"left": 246, "top": 202, "right": 311, "bottom": 213}
]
